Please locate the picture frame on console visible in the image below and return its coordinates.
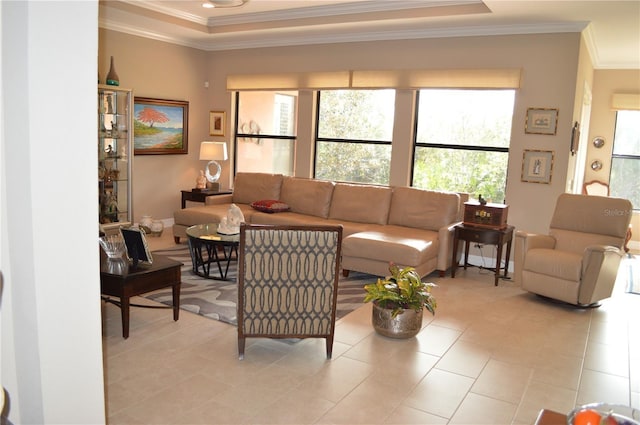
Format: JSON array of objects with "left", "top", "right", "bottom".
[
  {"left": 521, "top": 149, "right": 554, "bottom": 184},
  {"left": 525, "top": 107, "right": 558, "bottom": 135},
  {"left": 133, "top": 97, "right": 189, "bottom": 155}
]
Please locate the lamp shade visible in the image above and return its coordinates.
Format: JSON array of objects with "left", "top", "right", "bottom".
[{"left": 199, "top": 142, "right": 228, "bottom": 161}]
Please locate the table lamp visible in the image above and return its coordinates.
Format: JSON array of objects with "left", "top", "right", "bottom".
[{"left": 199, "top": 141, "right": 228, "bottom": 191}]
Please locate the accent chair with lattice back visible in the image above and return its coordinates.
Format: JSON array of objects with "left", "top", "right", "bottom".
[
  {"left": 237, "top": 223, "right": 343, "bottom": 360},
  {"left": 514, "top": 193, "right": 632, "bottom": 307}
]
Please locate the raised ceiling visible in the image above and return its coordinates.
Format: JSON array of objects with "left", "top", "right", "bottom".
[{"left": 99, "top": 0, "right": 640, "bottom": 69}]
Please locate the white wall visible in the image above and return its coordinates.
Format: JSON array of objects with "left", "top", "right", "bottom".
[{"left": 1, "top": 2, "right": 106, "bottom": 423}]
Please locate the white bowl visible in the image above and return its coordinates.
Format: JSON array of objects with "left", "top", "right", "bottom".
[
  {"left": 99, "top": 235, "right": 126, "bottom": 259},
  {"left": 567, "top": 403, "right": 640, "bottom": 425}
]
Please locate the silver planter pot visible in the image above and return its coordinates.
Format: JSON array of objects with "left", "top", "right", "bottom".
[{"left": 372, "top": 302, "right": 423, "bottom": 338}]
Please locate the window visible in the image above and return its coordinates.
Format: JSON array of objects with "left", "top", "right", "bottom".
[
  {"left": 235, "top": 91, "right": 297, "bottom": 175},
  {"left": 412, "top": 89, "right": 515, "bottom": 203},
  {"left": 610, "top": 110, "right": 640, "bottom": 209},
  {"left": 315, "top": 89, "right": 395, "bottom": 184}
]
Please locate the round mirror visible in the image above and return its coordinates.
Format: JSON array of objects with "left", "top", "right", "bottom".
[
  {"left": 593, "top": 137, "right": 605, "bottom": 148},
  {"left": 591, "top": 160, "right": 603, "bottom": 171}
]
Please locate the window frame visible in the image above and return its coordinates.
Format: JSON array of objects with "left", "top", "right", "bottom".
[
  {"left": 313, "top": 90, "right": 394, "bottom": 183},
  {"left": 233, "top": 91, "right": 298, "bottom": 176},
  {"left": 411, "top": 89, "right": 512, "bottom": 202}
]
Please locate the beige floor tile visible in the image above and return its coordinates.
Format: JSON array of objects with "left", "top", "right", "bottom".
[
  {"left": 584, "top": 340, "right": 630, "bottom": 378},
  {"left": 471, "top": 359, "right": 533, "bottom": 404},
  {"left": 577, "top": 369, "right": 630, "bottom": 406},
  {"left": 403, "top": 368, "right": 475, "bottom": 418},
  {"left": 297, "top": 356, "right": 374, "bottom": 403},
  {"left": 513, "top": 380, "right": 576, "bottom": 424},
  {"left": 384, "top": 405, "right": 449, "bottom": 425},
  {"left": 414, "top": 324, "right": 462, "bottom": 357},
  {"left": 531, "top": 350, "right": 583, "bottom": 390},
  {"left": 435, "top": 339, "right": 491, "bottom": 378},
  {"left": 448, "top": 392, "right": 517, "bottom": 425}
]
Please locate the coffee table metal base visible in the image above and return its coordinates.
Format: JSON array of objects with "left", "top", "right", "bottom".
[{"left": 188, "top": 238, "right": 238, "bottom": 280}]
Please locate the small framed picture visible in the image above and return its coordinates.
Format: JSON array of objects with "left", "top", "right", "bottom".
[
  {"left": 525, "top": 108, "right": 558, "bottom": 135},
  {"left": 209, "top": 111, "right": 226, "bottom": 137},
  {"left": 521, "top": 149, "right": 554, "bottom": 184}
]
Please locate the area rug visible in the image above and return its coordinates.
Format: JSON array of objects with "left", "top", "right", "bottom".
[{"left": 142, "top": 246, "right": 374, "bottom": 325}]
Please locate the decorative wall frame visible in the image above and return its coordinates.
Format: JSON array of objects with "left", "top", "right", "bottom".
[
  {"left": 521, "top": 149, "right": 554, "bottom": 184},
  {"left": 525, "top": 108, "right": 558, "bottom": 135},
  {"left": 133, "top": 97, "right": 189, "bottom": 155},
  {"left": 209, "top": 111, "right": 226, "bottom": 137}
]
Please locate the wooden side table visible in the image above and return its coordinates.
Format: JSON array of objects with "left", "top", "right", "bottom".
[
  {"left": 181, "top": 189, "right": 232, "bottom": 209},
  {"left": 451, "top": 223, "right": 515, "bottom": 286},
  {"left": 100, "top": 254, "right": 182, "bottom": 338}
]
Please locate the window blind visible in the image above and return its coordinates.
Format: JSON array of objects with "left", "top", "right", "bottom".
[
  {"left": 611, "top": 93, "right": 640, "bottom": 111},
  {"left": 227, "top": 68, "right": 521, "bottom": 90}
]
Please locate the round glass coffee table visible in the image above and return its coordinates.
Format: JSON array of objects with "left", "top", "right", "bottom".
[{"left": 186, "top": 223, "right": 240, "bottom": 280}]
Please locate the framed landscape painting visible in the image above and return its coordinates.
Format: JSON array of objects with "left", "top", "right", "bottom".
[{"left": 134, "top": 97, "right": 189, "bottom": 155}]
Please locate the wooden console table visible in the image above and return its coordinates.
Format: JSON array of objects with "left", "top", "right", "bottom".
[
  {"left": 451, "top": 224, "right": 515, "bottom": 286},
  {"left": 100, "top": 254, "right": 182, "bottom": 338}
]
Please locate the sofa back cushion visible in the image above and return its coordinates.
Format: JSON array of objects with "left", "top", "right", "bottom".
[
  {"left": 232, "top": 173, "right": 283, "bottom": 204},
  {"left": 388, "top": 187, "right": 460, "bottom": 231},
  {"left": 328, "top": 183, "right": 392, "bottom": 225},
  {"left": 280, "top": 177, "right": 335, "bottom": 218}
]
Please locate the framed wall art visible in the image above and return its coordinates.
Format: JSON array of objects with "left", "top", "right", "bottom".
[
  {"left": 133, "top": 97, "right": 189, "bottom": 155},
  {"left": 525, "top": 108, "right": 558, "bottom": 135},
  {"left": 209, "top": 111, "right": 226, "bottom": 137},
  {"left": 521, "top": 149, "right": 554, "bottom": 184}
]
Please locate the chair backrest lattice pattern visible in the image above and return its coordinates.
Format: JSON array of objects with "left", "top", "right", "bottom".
[{"left": 237, "top": 223, "right": 342, "bottom": 359}]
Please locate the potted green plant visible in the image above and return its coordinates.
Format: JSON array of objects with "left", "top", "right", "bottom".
[{"left": 364, "top": 263, "right": 437, "bottom": 338}]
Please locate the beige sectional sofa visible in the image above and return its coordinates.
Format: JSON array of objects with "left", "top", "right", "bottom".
[{"left": 173, "top": 172, "right": 466, "bottom": 277}]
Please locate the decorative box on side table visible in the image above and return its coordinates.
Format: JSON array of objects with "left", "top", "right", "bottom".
[{"left": 463, "top": 201, "right": 509, "bottom": 229}]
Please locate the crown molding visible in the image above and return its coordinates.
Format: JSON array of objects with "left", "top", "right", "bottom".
[
  {"left": 206, "top": 0, "right": 480, "bottom": 27},
  {"left": 100, "top": 17, "right": 587, "bottom": 52}
]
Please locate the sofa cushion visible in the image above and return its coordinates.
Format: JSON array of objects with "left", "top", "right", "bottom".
[
  {"left": 524, "top": 248, "right": 582, "bottom": 281},
  {"left": 280, "top": 177, "right": 334, "bottom": 218},
  {"left": 328, "top": 183, "right": 392, "bottom": 225},
  {"left": 250, "top": 199, "right": 290, "bottom": 213},
  {"left": 388, "top": 187, "right": 460, "bottom": 231},
  {"left": 232, "top": 172, "right": 283, "bottom": 205},
  {"left": 342, "top": 226, "right": 439, "bottom": 266}
]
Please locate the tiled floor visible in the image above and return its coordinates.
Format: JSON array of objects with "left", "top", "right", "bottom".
[{"left": 102, "top": 231, "right": 640, "bottom": 424}]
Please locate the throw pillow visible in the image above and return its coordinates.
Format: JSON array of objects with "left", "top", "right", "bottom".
[{"left": 250, "top": 199, "right": 290, "bottom": 213}]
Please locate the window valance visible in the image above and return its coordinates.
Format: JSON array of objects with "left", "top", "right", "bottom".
[
  {"left": 227, "top": 68, "right": 521, "bottom": 91},
  {"left": 611, "top": 93, "right": 640, "bottom": 111}
]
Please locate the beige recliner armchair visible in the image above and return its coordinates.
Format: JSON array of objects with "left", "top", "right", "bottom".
[{"left": 514, "top": 193, "right": 632, "bottom": 306}]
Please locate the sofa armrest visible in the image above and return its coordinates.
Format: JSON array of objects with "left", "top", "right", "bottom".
[
  {"left": 205, "top": 194, "right": 233, "bottom": 205},
  {"left": 513, "top": 231, "right": 556, "bottom": 285},
  {"left": 436, "top": 221, "right": 460, "bottom": 272}
]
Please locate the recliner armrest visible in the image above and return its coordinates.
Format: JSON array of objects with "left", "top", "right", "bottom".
[
  {"left": 513, "top": 231, "right": 556, "bottom": 285},
  {"left": 579, "top": 244, "right": 624, "bottom": 305}
]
